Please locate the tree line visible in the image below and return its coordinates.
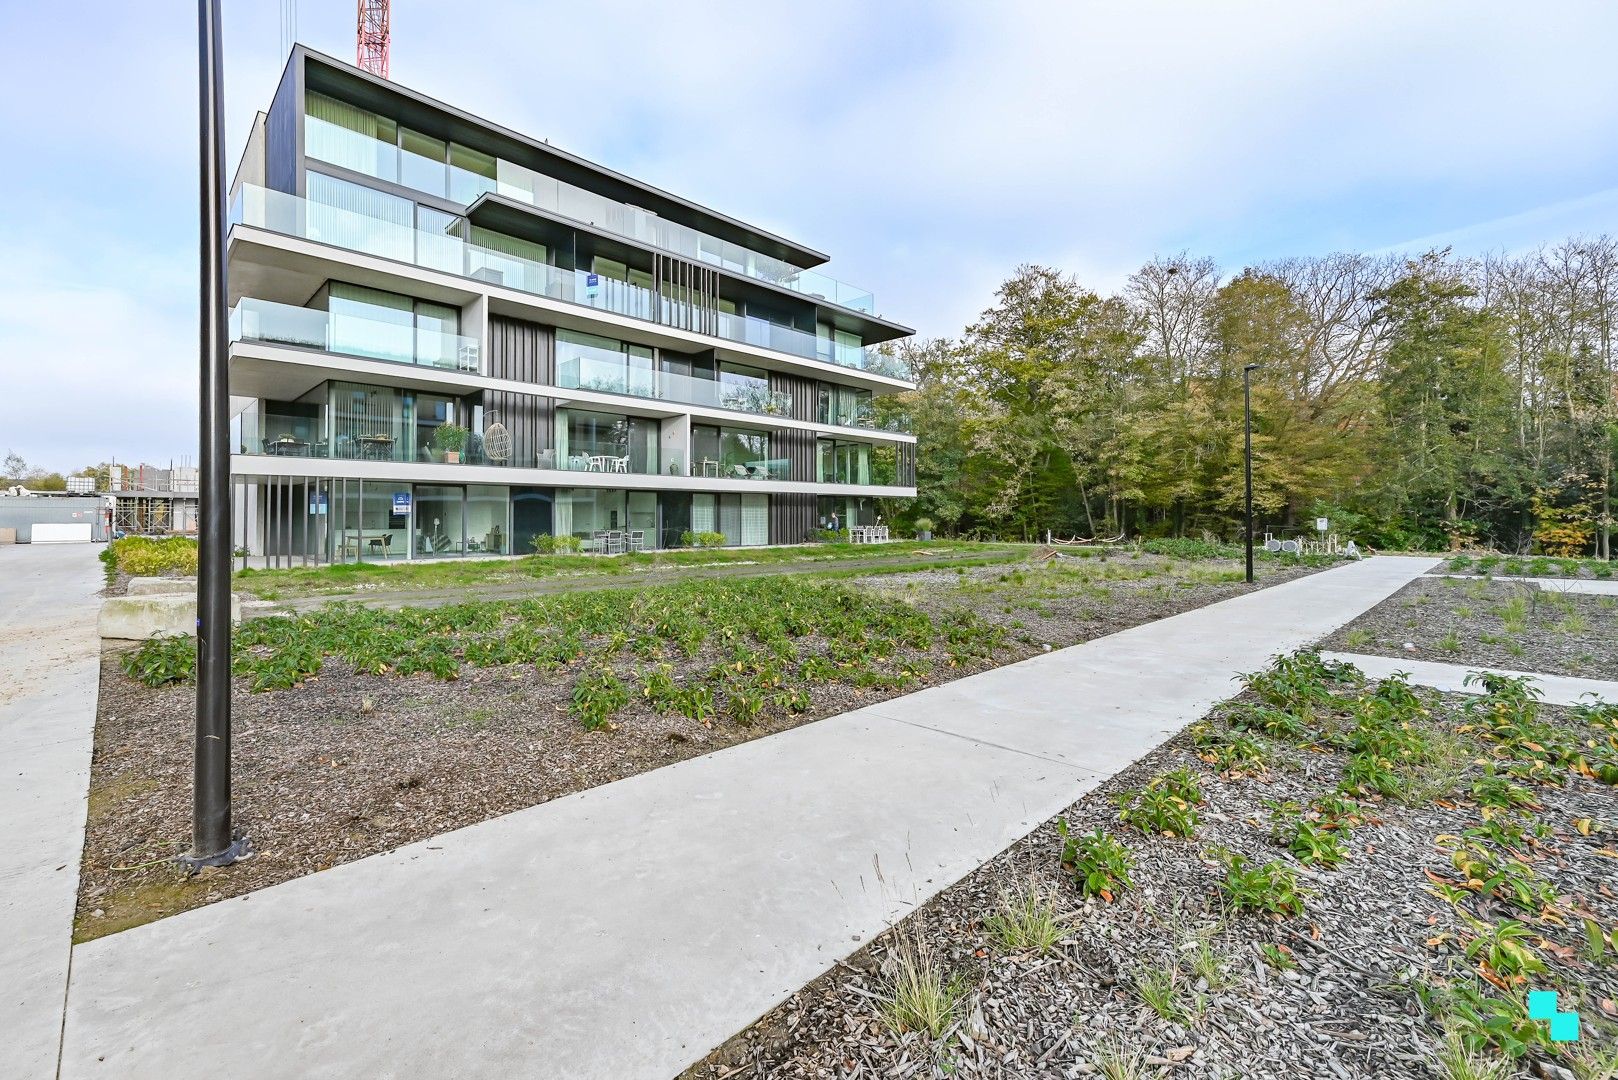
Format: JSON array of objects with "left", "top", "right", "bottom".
[{"left": 874, "top": 239, "right": 1618, "bottom": 557}]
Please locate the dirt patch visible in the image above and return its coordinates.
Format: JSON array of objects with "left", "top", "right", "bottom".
[
  {"left": 1320, "top": 576, "right": 1618, "bottom": 679},
  {"left": 77, "top": 555, "right": 1322, "bottom": 940}
]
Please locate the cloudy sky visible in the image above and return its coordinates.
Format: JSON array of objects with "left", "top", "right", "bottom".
[{"left": 3, "top": 1, "right": 1617, "bottom": 472}]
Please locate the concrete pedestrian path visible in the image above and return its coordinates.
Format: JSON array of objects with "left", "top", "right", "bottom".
[
  {"left": 0, "top": 545, "right": 104, "bottom": 1080},
  {"left": 59, "top": 556, "right": 1437, "bottom": 1080},
  {"left": 1320, "top": 651, "right": 1618, "bottom": 706}
]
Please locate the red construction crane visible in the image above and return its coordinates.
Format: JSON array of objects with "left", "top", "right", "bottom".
[{"left": 357, "top": 0, "right": 390, "bottom": 78}]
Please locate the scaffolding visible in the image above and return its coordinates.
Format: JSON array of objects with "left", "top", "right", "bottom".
[{"left": 107, "top": 457, "right": 200, "bottom": 536}]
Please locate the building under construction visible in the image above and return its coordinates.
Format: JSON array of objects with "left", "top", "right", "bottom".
[{"left": 108, "top": 461, "right": 200, "bottom": 537}]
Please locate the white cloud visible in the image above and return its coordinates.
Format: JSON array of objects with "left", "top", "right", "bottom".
[{"left": 3, "top": 1, "right": 1617, "bottom": 468}]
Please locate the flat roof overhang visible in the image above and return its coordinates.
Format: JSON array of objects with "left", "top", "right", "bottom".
[
  {"left": 297, "top": 47, "right": 829, "bottom": 271},
  {"left": 464, "top": 194, "right": 914, "bottom": 345}
]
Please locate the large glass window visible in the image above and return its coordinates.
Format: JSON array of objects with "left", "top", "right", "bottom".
[
  {"left": 400, "top": 128, "right": 448, "bottom": 196},
  {"left": 324, "top": 282, "right": 464, "bottom": 370},
  {"left": 817, "top": 439, "right": 872, "bottom": 485},
  {"left": 306, "top": 92, "right": 398, "bottom": 180},
  {"left": 556, "top": 330, "right": 655, "bottom": 398},
  {"left": 332, "top": 482, "right": 408, "bottom": 562},
  {"left": 817, "top": 383, "right": 872, "bottom": 428},
  {"left": 414, "top": 485, "right": 463, "bottom": 558},
  {"left": 691, "top": 424, "right": 779, "bottom": 480},
  {"left": 411, "top": 394, "right": 457, "bottom": 463},
  {"left": 465, "top": 486, "right": 510, "bottom": 555},
  {"left": 449, "top": 143, "right": 498, "bottom": 204},
  {"left": 331, "top": 382, "right": 407, "bottom": 462},
  {"left": 555, "top": 409, "right": 658, "bottom": 474},
  {"left": 692, "top": 493, "right": 768, "bottom": 546},
  {"left": 307, "top": 171, "right": 414, "bottom": 262},
  {"left": 329, "top": 283, "right": 413, "bottom": 363},
  {"left": 718, "top": 362, "right": 772, "bottom": 414}
]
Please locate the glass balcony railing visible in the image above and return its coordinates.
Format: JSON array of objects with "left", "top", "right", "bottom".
[
  {"left": 305, "top": 116, "right": 878, "bottom": 314},
  {"left": 231, "top": 297, "right": 480, "bottom": 373},
  {"left": 556, "top": 347, "right": 792, "bottom": 418},
  {"left": 232, "top": 184, "right": 913, "bottom": 380}
]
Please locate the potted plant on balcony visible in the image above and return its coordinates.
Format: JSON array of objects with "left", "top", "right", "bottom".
[{"left": 432, "top": 422, "right": 470, "bottom": 464}]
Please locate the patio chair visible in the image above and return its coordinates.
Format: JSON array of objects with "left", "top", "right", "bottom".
[{"left": 628, "top": 530, "right": 645, "bottom": 552}]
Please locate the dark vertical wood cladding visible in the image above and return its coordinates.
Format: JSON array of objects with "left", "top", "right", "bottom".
[
  {"left": 769, "top": 371, "right": 817, "bottom": 423},
  {"left": 488, "top": 316, "right": 554, "bottom": 383},
  {"left": 265, "top": 55, "right": 301, "bottom": 196},
  {"left": 485, "top": 316, "right": 556, "bottom": 463},
  {"left": 770, "top": 493, "right": 817, "bottom": 545},
  {"left": 898, "top": 442, "right": 917, "bottom": 487},
  {"left": 774, "top": 428, "right": 816, "bottom": 483}
]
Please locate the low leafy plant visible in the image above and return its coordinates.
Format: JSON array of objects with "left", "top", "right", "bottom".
[
  {"left": 1210, "top": 846, "right": 1309, "bottom": 915},
  {"left": 1460, "top": 917, "right": 1545, "bottom": 985},
  {"left": 570, "top": 663, "right": 630, "bottom": 730},
  {"left": 1421, "top": 981, "right": 1548, "bottom": 1061},
  {"left": 1116, "top": 782, "right": 1200, "bottom": 838},
  {"left": 529, "top": 533, "right": 583, "bottom": 554},
  {"left": 1059, "top": 821, "right": 1134, "bottom": 899},
  {"left": 120, "top": 634, "right": 197, "bottom": 687},
  {"left": 1444, "top": 840, "right": 1558, "bottom": 915},
  {"left": 1258, "top": 942, "right": 1295, "bottom": 971}
]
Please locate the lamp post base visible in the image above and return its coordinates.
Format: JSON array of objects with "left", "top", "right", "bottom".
[{"left": 177, "top": 833, "right": 252, "bottom": 873}]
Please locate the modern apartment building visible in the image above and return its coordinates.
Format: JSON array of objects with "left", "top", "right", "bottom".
[{"left": 227, "top": 47, "right": 916, "bottom": 563}]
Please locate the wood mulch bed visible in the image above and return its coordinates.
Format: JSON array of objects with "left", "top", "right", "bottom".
[
  {"left": 1321, "top": 576, "right": 1618, "bottom": 680},
  {"left": 77, "top": 556, "right": 1318, "bottom": 941}
]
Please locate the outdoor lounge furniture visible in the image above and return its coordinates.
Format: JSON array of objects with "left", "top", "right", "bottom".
[
  {"left": 356, "top": 434, "right": 395, "bottom": 460},
  {"left": 849, "top": 525, "right": 890, "bottom": 544}
]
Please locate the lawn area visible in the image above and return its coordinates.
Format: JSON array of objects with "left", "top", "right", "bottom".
[
  {"left": 232, "top": 539, "right": 1023, "bottom": 601},
  {"left": 691, "top": 652, "right": 1618, "bottom": 1080},
  {"left": 79, "top": 547, "right": 1322, "bottom": 941}
]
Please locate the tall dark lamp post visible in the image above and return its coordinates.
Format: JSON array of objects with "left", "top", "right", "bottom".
[
  {"left": 186, "top": 0, "right": 248, "bottom": 869},
  {"left": 1243, "top": 363, "right": 1260, "bottom": 585}
]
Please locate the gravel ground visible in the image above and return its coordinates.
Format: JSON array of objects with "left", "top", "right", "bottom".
[
  {"left": 77, "top": 554, "right": 1320, "bottom": 941},
  {"left": 1320, "top": 576, "right": 1618, "bottom": 680},
  {"left": 687, "top": 674, "right": 1618, "bottom": 1080}
]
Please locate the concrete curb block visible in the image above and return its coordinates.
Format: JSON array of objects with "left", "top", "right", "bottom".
[{"left": 98, "top": 594, "right": 243, "bottom": 641}]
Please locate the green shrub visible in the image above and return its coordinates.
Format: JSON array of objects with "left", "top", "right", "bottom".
[
  {"left": 106, "top": 536, "right": 198, "bottom": 578},
  {"left": 1115, "top": 773, "right": 1202, "bottom": 838},
  {"left": 120, "top": 635, "right": 197, "bottom": 686},
  {"left": 529, "top": 533, "right": 583, "bottom": 555},
  {"left": 570, "top": 664, "right": 630, "bottom": 730},
  {"left": 1141, "top": 537, "right": 1235, "bottom": 560},
  {"left": 1211, "top": 846, "right": 1309, "bottom": 914},
  {"left": 1058, "top": 821, "right": 1134, "bottom": 899},
  {"left": 695, "top": 531, "right": 727, "bottom": 549}
]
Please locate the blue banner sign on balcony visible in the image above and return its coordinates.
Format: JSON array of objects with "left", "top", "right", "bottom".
[
  {"left": 392, "top": 492, "right": 412, "bottom": 514},
  {"left": 585, "top": 273, "right": 600, "bottom": 298}
]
